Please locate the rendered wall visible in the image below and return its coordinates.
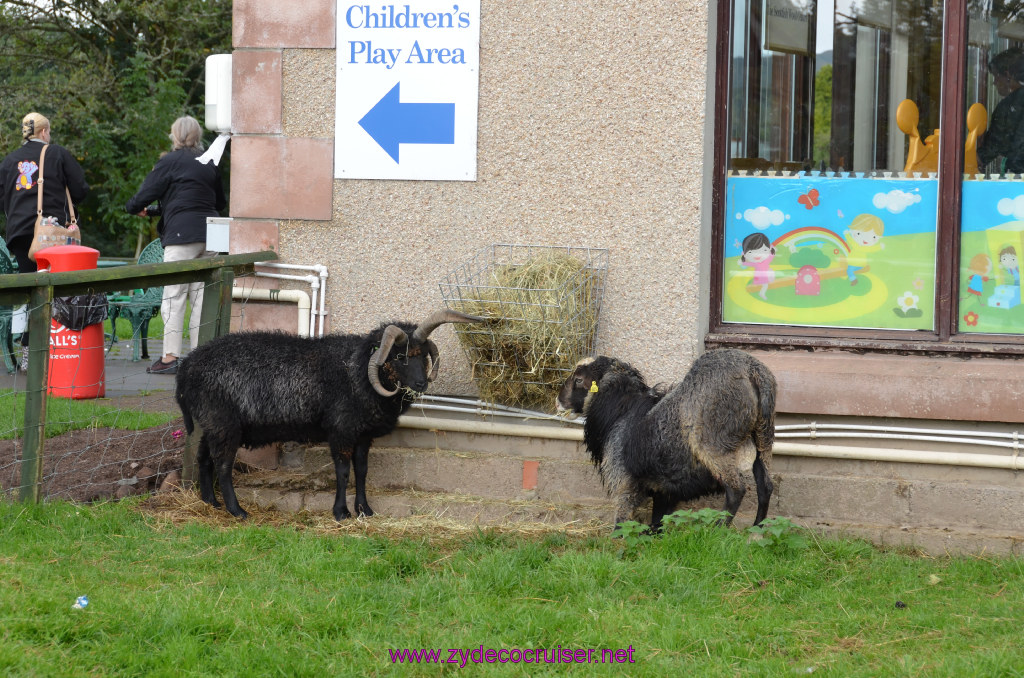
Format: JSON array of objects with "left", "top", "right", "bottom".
[{"left": 229, "top": 0, "right": 710, "bottom": 394}]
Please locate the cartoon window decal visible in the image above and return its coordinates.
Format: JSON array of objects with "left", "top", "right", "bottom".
[
  {"left": 723, "top": 173, "right": 936, "bottom": 330},
  {"left": 959, "top": 180, "right": 1024, "bottom": 334}
]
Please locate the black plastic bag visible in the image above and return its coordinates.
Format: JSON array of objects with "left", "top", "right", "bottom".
[{"left": 53, "top": 294, "right": 109, "bottom": 331}]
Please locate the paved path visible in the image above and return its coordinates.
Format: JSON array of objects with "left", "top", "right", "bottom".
[{"left": 1, "top": 334, "right": 178, "bottom": 399}]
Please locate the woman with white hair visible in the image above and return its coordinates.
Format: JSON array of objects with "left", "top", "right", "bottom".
[
  {"left": 0, "top": 111, "right": 89, "bottom": 369},
  {"left": 125, "top": 115, "right": 226, "bottom": 375}
]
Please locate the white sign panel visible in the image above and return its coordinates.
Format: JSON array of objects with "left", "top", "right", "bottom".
[
  {"left": 763, "top": 0, "right": 812, "bottom": 56},
  {"left": 335, "top": 1, "right": 481, "bottom": 180}
]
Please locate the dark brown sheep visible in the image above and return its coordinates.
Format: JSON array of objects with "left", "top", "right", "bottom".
[{"left": 556, "top": 349, "right": 777, "bottom": 531}]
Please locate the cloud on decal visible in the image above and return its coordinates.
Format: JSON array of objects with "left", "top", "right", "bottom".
[
  {"left": 872, "top": 189, "right": 921, "bottom": 214},
  {"left": 997, "top": 195, "right": 1024, "bottom": 220},
  {"left": 740, "top": 206, "right": 786, "bottom": 230}
]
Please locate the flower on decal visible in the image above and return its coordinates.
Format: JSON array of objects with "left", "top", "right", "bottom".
[
  {"left": 964, "top": 311, "right": 979, "bottom": 327},
  {"left": 896, "top": 291, "right": 919, "bottom": 313},
  {"left": 913, "top": 277, "right": 924, "bottom": 290}
]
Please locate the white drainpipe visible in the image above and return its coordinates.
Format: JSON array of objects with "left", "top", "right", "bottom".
[
  {"left": 256, "top": 262, "right": 329, "bottom": 337},
  {"left": 231, "top": 286, "right": 311, "bottom": 337},
  {"left": 252, "top": 272, "right": 319, "bottom": 337}
]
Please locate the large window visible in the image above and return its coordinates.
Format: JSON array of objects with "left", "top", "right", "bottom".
[{"left": 711, "top": 1, "right": 1024, "bottom": 353}]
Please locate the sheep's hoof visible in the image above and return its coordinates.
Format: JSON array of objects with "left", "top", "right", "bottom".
[
  {"left": 356, "top": 504, "right": 374, "bottom": 518},
  {"left": 226, "top": 505, "right": 248, "bottom": 520},
  {"left": 334, "top": 508, "right": 352, "bottom": 521}
]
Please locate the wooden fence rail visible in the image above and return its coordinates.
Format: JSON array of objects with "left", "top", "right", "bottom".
[{"left": 0, "top": 251, "right": 277, "bottom": 502}]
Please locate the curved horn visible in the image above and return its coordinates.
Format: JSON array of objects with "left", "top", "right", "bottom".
[
  {"left": 425, "top": 339, "right": 440, "bottom": 381},
  {"left": 411, "top": 309, "right": 487, "bottom": 342},
  {"left": 368, "top": 325, "right": 408, "bottom": 397}
]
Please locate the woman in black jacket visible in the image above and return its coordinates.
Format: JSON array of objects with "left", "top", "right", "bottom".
[
  {"left": 126, "top": 115, "right": 226, "bottom": 374},
  {"left": 979, "top": 48, "right": 1024, "bottom": 174},
  {"left": 0, "top": 112, "right": 89, "bottom": 369}
]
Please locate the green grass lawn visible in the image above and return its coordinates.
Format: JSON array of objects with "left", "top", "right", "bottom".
[
  {"left": 104, "top": 314, "right": 161, "bottom": 342},
  {"left": 1, "top": 499, "right": 1021, "bottom": 677},
  {"left": 105, "top": 305, "right": 194, "bottom": 342},
  {"left": 0, "top": 389, "right": 177, "bottom": 440}
]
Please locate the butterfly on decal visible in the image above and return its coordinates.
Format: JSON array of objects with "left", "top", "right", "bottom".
[{"left": 797, "top": 188, "right": 820, "bottom": 210}]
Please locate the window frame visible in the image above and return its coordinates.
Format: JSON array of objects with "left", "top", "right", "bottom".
[{"left": 705, "top": 1, "right": 1024, "bottom": 355}]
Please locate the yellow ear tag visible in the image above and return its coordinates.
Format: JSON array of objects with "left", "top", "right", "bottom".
[{"left": 589, "top": 382, "right": 599, "bottom": 394}]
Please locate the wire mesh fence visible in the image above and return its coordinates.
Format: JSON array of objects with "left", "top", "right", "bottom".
[
  {"left": 439, "top": 244, "right": 609, "bottom": 411},
  {"left": 1, "top": 252, "right": 272, "bottom": 504}
]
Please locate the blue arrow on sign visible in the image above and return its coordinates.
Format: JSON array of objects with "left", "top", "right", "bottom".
[{"left": 358, "top": 82, "right": 455, "bottom": 164}]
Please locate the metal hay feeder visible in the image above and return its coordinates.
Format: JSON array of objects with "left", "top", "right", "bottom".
[{"left": 439, "top": 244, "right": 609, "bottom": 411}]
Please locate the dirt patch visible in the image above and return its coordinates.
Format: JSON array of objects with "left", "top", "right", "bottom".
[{"left": 0, "top": 421, "right": 186, "bottom": 502}]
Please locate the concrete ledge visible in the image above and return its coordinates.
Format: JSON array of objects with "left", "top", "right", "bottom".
[
  {"left": 751, "top": 349, "right": 1024, "bottom": 423},
  {"left": 230, "top": 411, "right": 1024, "bottom": 554}
]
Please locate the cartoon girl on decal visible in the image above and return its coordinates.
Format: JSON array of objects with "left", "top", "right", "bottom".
[{"left": 739, "top": 232, "right": 776, "bottom": 300}]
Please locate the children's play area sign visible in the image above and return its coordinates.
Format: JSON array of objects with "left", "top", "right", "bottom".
[{"left": 335, "top": 1, "right": 481, "bottom": 181}]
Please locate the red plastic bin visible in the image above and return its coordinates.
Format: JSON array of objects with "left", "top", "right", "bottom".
[{"left": 35, "top": 245, "right": 106, "bottom": 399}]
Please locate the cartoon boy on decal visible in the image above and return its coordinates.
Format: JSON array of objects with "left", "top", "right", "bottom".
[
  {"left": 844, "top": 214, "right": 885, "bottom": 286},
  {"left": 999, "top": 245, "right": 1020, "bottom": 285}
]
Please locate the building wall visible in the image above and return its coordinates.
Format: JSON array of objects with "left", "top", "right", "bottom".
[
  {"left": 229, "top": 0, "right": 711, "bottom": 394},
  {"left": 224, "top": 2, "right": 1024, "bottom": 551}
]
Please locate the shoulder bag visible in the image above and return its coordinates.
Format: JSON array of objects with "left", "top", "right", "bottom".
[{"left": 28, "top": 144, "right": 82, "bottom": 261}]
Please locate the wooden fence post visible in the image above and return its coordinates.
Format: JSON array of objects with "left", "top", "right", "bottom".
[
  {"left": 182, "top": 266, "right": 233, "bottom": 488},
  {"left": 19, "top": 284, "right": 52, "bottom": 503},
  {"left": 0, "top": 253, "right": 275, "bottom": 495}
]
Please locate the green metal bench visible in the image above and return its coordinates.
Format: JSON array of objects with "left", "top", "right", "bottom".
[
  {"left": 0, "top": 239, "right": 18, "bottom": 373},
  {"left": 107, "top": 238, "right": 164, "bottom": 361}
]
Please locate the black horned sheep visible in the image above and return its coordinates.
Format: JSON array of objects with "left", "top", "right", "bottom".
[
  {"left": 556, "top": 348, "right": 777, "bottom": 531},
  {"left": 175, "top": 309, "right": 484, "bottom": 520}
]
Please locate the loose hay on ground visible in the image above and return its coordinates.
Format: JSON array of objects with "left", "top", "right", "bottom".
[{"left": 139, "top": 491, "right": 610, "bottom": 543}]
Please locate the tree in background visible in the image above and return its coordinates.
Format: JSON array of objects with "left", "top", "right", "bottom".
[
  {"left": 813, "top": 64, "right": 833, "bottom": 166},
  {"left": 0, "top": 0, "right": 231, "bottom": 257}
]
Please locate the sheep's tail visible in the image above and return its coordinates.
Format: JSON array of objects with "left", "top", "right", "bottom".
[
  {"left": 174, "top": 360, "right": 195, "bottom": 436},
  {"left": 750, "top": 361, "right": 777, "bottom": 464}
]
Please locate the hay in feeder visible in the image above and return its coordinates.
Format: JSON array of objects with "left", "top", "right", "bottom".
[{"left": 448, "top": 250, "right": 604, "bottom": 412}]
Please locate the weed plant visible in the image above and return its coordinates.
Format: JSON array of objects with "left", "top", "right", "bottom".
[{"left": 1, "top": 500, "right": 1022, "bottom": 677}]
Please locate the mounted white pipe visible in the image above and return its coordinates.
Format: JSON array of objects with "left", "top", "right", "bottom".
[
  {"left": 318, "top": 273, "right": 327, "bottom": 337},
  {"left": 259, "top": 262, "right": 328, "bottom": 274},
  {"left": 777, "top": 423, "right": 1021, "bottom": 442},
  {"left": 231, "top": 286, "right": 311, "bottom": 337},
  {"left": 256, "top": 262, "right": 329, "bottom": 336},
  {"left": 776, "top": 431, "right": 1019, "bottom": 450},
  {"left": 394, "top": 411, "right": 1024, "bottom": 471},
  {"left": 412, "top": 394, "right": 580, "bottom": 424},
  {"left": 775, "top": 441, "right": 1024, "bottom": 471},
  {"left": 397, "top": 415, "right": 585, "bottom": 442},
  {"left": 251, "top": 271, "right": 319, "bottom": 336}
]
